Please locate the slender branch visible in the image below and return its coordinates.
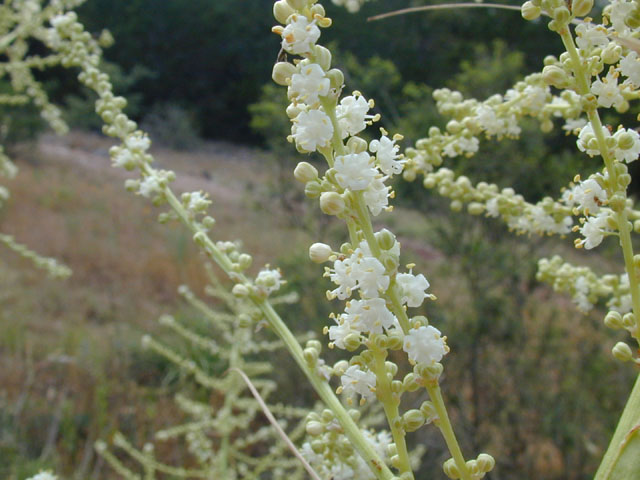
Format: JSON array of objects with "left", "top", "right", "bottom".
[{"left": 368, "top": 3, "right": 523, "bottom": 22}]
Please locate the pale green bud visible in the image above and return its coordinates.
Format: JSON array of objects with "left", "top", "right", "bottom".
[
  {"left": 327, "top": 69, "right": 344, "bottom": 89},
  {"left": 238, "top": 313, "right": 252, "bottom": 328},
  {"left": 634, "top": 220, "right": 640, "bottom": 233},
  {"left": 572, "top": 0, "right": 593, "bottom": 16},
  {"left": 609, "top": 194, "right": 626, "bottom": 212},
  {"left": 202, "top": 216, "right": 216, "bottom": 229},
  {"left": 347, "top": 135, "right": 368, "bottom": 153},
  {"left": 622, "top": 312, "right": 636, "bottom": 329},
  {"left": 286, "top": 0, "right": 309, "bottom": 10},
  {"left": 553, "top": 6, "right": 570, "bottom": 24},
  {"left": 238, "top": 253, "right": 252, "bottom": 270},
  {"left": 450, "top": 200, "right": 463, "bottom": 212},
  {"left": 387, "top": 330, "right": 404, "bottom": 350},
  {"left": 390, "top": 455, "right": 401, "bottom": 469},
  {"left": 294, "top": 161, "right": 319, "bottom": 183},
  {"left": 376, "top": 229, "right": 396, "bottom": 250},
  {"left": 391, "top": 380, "right": 403, "bottom": 393},
  {"left": 321, "top": 409, "right": 335, "bottom": 422},
  {"left": 541, "top": 118, "right": 554, "bottom": 133},
  {"left": 403, "top": 373, "right": 421, "bottom": 392},
  {"left": 387, "top": 443, "right": 398, "bottom": 457},
  {"left": 232, "top": 283, "right": 250, "bottom": 297},
  {"left": 304, "top": 181, "right": 322, "bottom": 198},
  {"left": 320, "top": 192, "right": 345, "bottom": 216},
  {"left": 314, "top": 45, "right": 332, "bottom": 71},
  {"left": 416, "top": 362, "right": 444, "bottom": 381},
  {"left": 274, "top": 0, "right": 295, "bottom": 23},
  {"left": 443, "top": 458, "right": 461, "bottom": 479},
  {"left": 286, "top": 104, "right": 302, "bottom": 119},
  {"left": 333, "top": 360, "right": 349, "bottom": 375},
  {"left": 612, "top": 342, "right": 633, "bottom": 362},
  {"left": 304, "top": 347, "right": 319, "bottom": 365},
  {"left": 468, "top": 202, "right": 484, "bottom": 215},
  {"left": 446, "top": 120, "right": 462, "bottom": 134},
  {"left": 466, "top": 460, "right": 479, "bottom": 476},
  {"left": 309, "top": 242, "right": 332, "bottom": 263},
  {"left": 602, "top": 44, "right": 622, "bottom": 64},
  {"left": 542, "top": 65, "right": 569, "bottom": 88},
  {"left": 420, "top": 401, "right": 437, "bottom": 422},
  {"left": 616, "top": 131, "right": 636, "bottom": 150},
  {"left": 305, "top": 420, "right": 324, "bottom": 436},
  {"left": 423, "top": 176, "right": 436, "bottom": 189},
  {"left": 348, "top": 409, "right": 361, "bottom": 421},
  {"left": 403, "top": 409, "right": 426, "bottom": 432},
  {"left": 521, "top": 1, "right": 542, "bottom": 20},
  {"left": 604, "top": 311, "right": 624, "bottom": 330},
  {"left": 310, "top": 4, "right": 326, "bottom": 17},
  {"left": 343, "top": 333, "right": 361, "bottom": 351},
  {"left": 272, "top": 62, "right": 296, "bottom": 86},
  {"left": 627, "top": 7, "right": 640, "bottom": 28},
  {"left": 477, "top": 453, "right": 496, "bottom": 473},
  {"left": 618, "top": 173, "right": 632, "bottom": 188}
]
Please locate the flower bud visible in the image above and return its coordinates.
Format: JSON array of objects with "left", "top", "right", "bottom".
[
  {"left": 320, "top": 191, "right": 346, "bottom": 216},
  {"left": 304, "top": 181, "right": 322, "bottom": 198},
  {"left": 273, "top": 0, "right": 295, "bottom": 23},
  {"left": 294, "top": 161, "right": 319, "bottom": 183},
  {"left": 477, "top": 453, "right": 496, "bottom": 473},
  {"left": 333, "top": 360, "right": 349, "bottom": 375},
  {"left": 305, "top": 420, "right": 324, "bottom": 436},
  {"left": 609, "top": 194, "right": 626, "bottom": 212},
  {"left": 521, "top": 1, "right": 541, "bottom": 20},
  {"left": 309, "top": 242, "right": 332, "bottom": 263},
  {"left": 286, "top": 0, "right": 309, "bottom": 10},
  {"left": 403, "top": 373, "right": 421, "bottom": 392},
  {"left": 403, "top": 409, "right": 426, "bottom": 432},
  {"left": 616, "top": 131, "right": 636, "bottom": 150},
  {"left": 314, "top": 45, "right": 332, "bottom": 71},
  {"left": 238, "top": 313, "right": 252, "bottom": 328},
  {"left": 327, "top": 68, "right": 344, "bottom": 89},
  {"left": 304, "top": 347, "right": 319, "bottom": 365},
  {"left": 602, "top": 43, "right": 621, "bottom": 64},
  {"left": 232, "top": 283, "right": 250, "bottom": 297},
  {"left": 343, "top": 333, "right": 361, "bottom": 351},
  {"left": 623, "top": 312, "right": 636, "bottom": 328},
  {"left": 376, "top": 229, "right": 396, "bottom": 250},
  {"left": 612, "top": 341, "right": 633, "bottom": 362},
  {"left": 542, "top": 65, "right": 569, "bottom": 88},
  {"left": 238, "top": 253, "right": 252, "bottom": 270},
  {"left": 306, "top": 339, "right": 322, "bottom": 351},
  {"left": 420, "top": 401, "right": 437, "bottom": 422},
  {"left": 553, "top": 6, "right": 570, "bottom": 24},
  {"left": 272, "top": 62, "right": 296, "bottom": 86},
  {"left": 572, "top": 0, "right": 593, "bottom": 17},
  {"left": 443, "top": 458, "right": 461, "bottom": 479},
  {"left": 346, "top": 135, "right": 368, "bottom": 153},
  {"left": 604, "top": 311, "right": 623, "bottom": 330}
]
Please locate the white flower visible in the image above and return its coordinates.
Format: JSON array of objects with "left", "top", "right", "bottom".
[
  {"left": 328, "top": 255, "right": 358, "bottom": 300},
  {"left": 403, "top": 325, "right": 448, "bottom": 365},
  {"left": 613, "top": 128, "right": 640, "bottom": 163},
  {"left": 609, "top": 0, "right": 634, "bottom": 33},
  {"left": 281, "top": 14, "right": 320, "bottom": 55},
  {"left": 563, "top": 117, "right": 587, "bottom": 134},
  {"left": 341, "top": 365, "right": 376, "bottom": 401},
  {"left": 578, "top": 211, "right": 610, "bottom": 249},
  {"left": 342, "top": 298, "right": 395, "bottom": 334},
  {"left": 255, "top": 268, "right": 283, "bottom": 294},
  {"left": 111, "top": 147, "right": 135, "bottom": 168},
  {"left": 485, "top": 197, "right": 500, "bottom": 217},
  {"left": 26, "top": 473, "right": 58, "bottom": 480},
  {"left": 139, "top": 175, "right": 161, "bottom": 198},
  {"left": 522, "top": 85, "right": 548, "bottom": 113},
  {"left": 575, "top": 22, "right": 610, "bottom": 50},
  {"left": 370, "top": 135, "right": 405, "bottom": 175},
  {"left": 396, "top": 272, "right": 430, "bottom": 308},
  {"left": 125, "top": 132, "right": 151, "bottom": 152},
  {"left": 363, "top": 177, "right": 391, "bottom": 216},
  {"left": 619, "top": 51, "right": 640, "bottom": 87},
  {"left": 334, "top": 152, "right": 377, "bottom": 191},
  {"left": 328, "top": 316, "right": 359, "bottom": 349},
  {"left": 476, "top": 105, "right": 502, "bottom": 136},
  {"left": 336, "top": 94, "right": 375, "bottom": 138},
  {"left": 289, "top": 63, "right": 330, "bottom": 105},
  {"left": 352, "top": 255, "right": 389, "bottom": 298},
  {"left": 577, "top": 122, "right": 610, "bottom": 156},
  {"left": 291, "top": 109, "right": 334, "bottom": 152},
  {"left": 568, "top": 178, "right": 607, "bottom": 214},
  {"left": 591, "top": 71, "right": 625, "bottom": 109},
  {"left": 186, "top": 191, "right": 210, "bottom": 212},
  {"left": 573, "top": 275, "right": 593, "bottom": 312}
]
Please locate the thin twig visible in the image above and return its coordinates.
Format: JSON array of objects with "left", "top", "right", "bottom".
[
  {"left": 368, "top": 3, "right": 523, "bottom": 22},
  {"left": 228, "top": 367, "right": 322, "bottom": 480}
]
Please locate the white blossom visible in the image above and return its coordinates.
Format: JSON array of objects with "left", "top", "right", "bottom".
[
  {"left": 403, "top": 325, "right": 448, "bottom": 365},
  {"left": 577, "top": 122, "right": 610, "bottom": 156},
  {"left": 619, "top": 51, "right": 640, "bottom": 87},
  {"left": 139, "top": 175, "right": 161, "bottom": 198},
  {"left": 609, "top": 0, "right": 634, "bottom": 33},
  {"left": 613, "top": 128, "right": 640, "bottom": 163},
  {"left": 369, "top": 135, "right": 404, "bottom": 175},
  {"left": 255, "top": 268, "right": 283, "bottom": 294},
  {"left": 396, "top": 271, "right": 430, "bottom": 308},
  {"left": 363, "top": 177, "right": 391, "bottom": 216},
  {"left": 591, "top": 70, "right": 625, "bottom": 109},
  {"left": 568, "top": 177, "right": 607, "bottom": 214},
  {"left": 291, "top": 109, "right": 334, "bottom": 152},
  {"left": 336, "top": 94, "right": 375, "bottom": 138},
  {"left": 578, "top": 211, "right": 611, "bottom": 249},
  {"left": 341, "top": 365, "right": 376, "bottom": 401},
  {"left": 281, "top": 15, "right": 321, "bottom": 55},
  {"left": 289, "top": 63, "right": 330, "bottom": 105},
  {"left": 334, "top": 152, "right": 377, "bottom": 191},
  {"left": 342, "top": 298, "right": 395, "bottom": 334},
  {"left": 575, "top": 22, "right": 610, "bottom": 50},
  {"left": 328, "top": 316, "right": 359, "bottom": 349}
]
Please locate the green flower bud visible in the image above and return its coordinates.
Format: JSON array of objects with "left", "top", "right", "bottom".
[
  {"left": 304, "top": 181, "right": 322, "bottom": 198},
  {"left": 446, "top": 120, "right": 462, "bottom": 134},
  {"left": 237, "top": 253, "right": 252, "bottom": 270},
  {"left": 601, "top": 44, "right": 622, "bottom": 64},
  {"left": 348, "top": 409, "right": 361, "bottom": 421},
  {"left": 294, "top": 161, "right": 318, "bottom": 183},
  {"left": 627, "top": 7, "right": 640, "bottom": 28},
  {"left": 321, "top": 409, "right": 335, "bottom": 422},
  {"left": 618, "top": 173, "right": 632, "bottom": 188},
  {"left": 390, "top": 455, "right": 401, "bottom": 469},
  {"left": 286, "top": 0, "right": 309, "bottom": 10},
  {"left": 450, "top": 200, "right": 463, "bottom": 212},
  {"left": 305, "top": 420, "right": 324, "bottom": 436},
  {"left": 333, "top": 360, "right": 349, "bottom": 375},
  {"left": 376, "top": 229, "right": 396, "bottom": 250},
  {"left": 314, "top": 45, "right": 332, "bottom": 71},
  {"left": 327, "top": 68, "right": 344, "bottom": 89},
  {"left": 346, "top": 135, "right": 368, "bottom": 153},
  {"left": 443, "top": 458, "right": 461, "bottom": 479},
  {"left": 521, "top": 1, "right": 542, "bottom": 20},
  {"left": 609, "top": 194, "right": 626, "bottom": 212},
  {"left": 237, "top": 313, "right": 252, "bottom": 328},
  {"left": 343, "top": 333, "right": 361, "bottom": 351},
  {"left": 542, "top": 65, "right": 569, "bottom": 88},
  {"left": 231, "top": 283, "right": 250, "bottom": 297},
  {"left": 391, "top": 380, "right": 403, "bottom": 393},
  {"left": 387, "top": 330, "right": 404, "bottom": 350},
  {"left": 272, "top": 61, "right": 296, "bottom": 86},
  {"left": 616, "top": 131, "right": 636, "bottom": 150},
  {"left": 604, "top": 311, "right": 623, "bottom": 330},
  {"left": 306, "top": 339, "right": 322, "bottom": 351},
  {"left": 273, "top": 0, "right": 295, "bottom": 23},
  {"left": 420, "top": 401, "right": 437, "bottom": 422},
  {"left": 468, "top": 202, "right": 485, "bottom": 215},
  {"left": 320, "top": 192, "right": 345, "bottom": 216},
  {"left": 622, "top": 312, "right": 636, "bottom": 329},
  {"left": 403, "top": 373, "right": 421, "bottom": 392},
  {"left": 309, "top": 242, "right": 332, "bottom": 263},
  {"left": 310, "top": 4, "right": 326, "bottom": 17},
  {"left": 553, "top": 6, "right": 570, "bottom": 24},
  {"left": 612, "top": 341, "right": 633, "bottom": 362},
  {"left": 403, "top": 409, "right": 426, "bottom": 432},
  {"left": 477, "top": 453, "right": 496, "bottom": 473},
  {"left": 572, "top": 0, "right": 593, "bottom": 17}
]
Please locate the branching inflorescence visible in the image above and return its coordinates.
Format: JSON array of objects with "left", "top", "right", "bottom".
[{"left": 2, "top": 0, "right": 640, "bottom": 478}]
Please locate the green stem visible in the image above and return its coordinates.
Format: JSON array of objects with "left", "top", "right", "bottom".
[
  {"left": 427, "top": 384, "right": 472, "bottom": 480},
  {"left": 371, "top": 348, "right": 413, "bottom": 476}
]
